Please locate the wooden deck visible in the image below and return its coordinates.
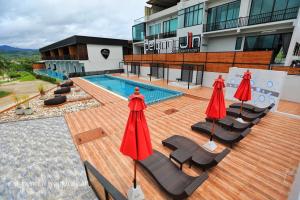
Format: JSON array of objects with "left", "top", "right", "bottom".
[{"left": 65, "top": 76, "right": 300, "bottom": 200}]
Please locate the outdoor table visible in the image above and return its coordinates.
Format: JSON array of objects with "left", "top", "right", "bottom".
[{"left": 170, "top": 149, "right": 191, "bottom": 170}]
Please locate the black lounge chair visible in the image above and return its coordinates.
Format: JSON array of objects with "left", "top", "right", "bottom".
[
  {"left": 44, "top": 96, "right": 66, "bottom": 106},
  {"left": 229, "top": 102, "right": 275, "bottom": 113},
  {"left": 226, "top": 107, "right": 267, "bottom": 121},
  {"left": 205, "top": 116, "right": 260, "bottom": 131},
  {"left": 60, "top": 80, "right": 73, "bottom": 87},
  {"left": 162, "top": 135, "right": 230, "bottom": 170},
  {"left": 191, "top": 121, "right": 251, "bottom": 147},
  {"left": 139, "top": 150, "right": 208, "bottom": 200},
  {"left": 54, "top": 87, "right": 71, "bottom": 94}
]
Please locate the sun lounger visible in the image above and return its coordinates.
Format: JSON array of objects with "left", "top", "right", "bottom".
[
  {"left": 60, "top": 80, "right": 73, "bottom": 87},
  {"left": 229, "top": 102, "right": 275, "bottom": 113},
  {"left": 54, "top": 87, "right": 71, "bottom": 94},
  {"left": 191, "top": 121, "right": 251, "bottom": 147},
  {"left": 206, "top": 116, "right": 260, "bottom": 131},
  {"left": 139, "top": 150, "right": 208, "bottom": 200},
  {"left": 44, "top": 96, "right": 66, "bottom": 105},
  {"left": 226, "top": 107, "right": 267, "bottom": 121},
  {"left": 162, "top": 135, "right": 230, "bottom": 170}
]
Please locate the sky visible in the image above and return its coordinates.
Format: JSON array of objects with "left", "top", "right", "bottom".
[{"left": 0, "top": 0, "right": 146, "bottom": 49}]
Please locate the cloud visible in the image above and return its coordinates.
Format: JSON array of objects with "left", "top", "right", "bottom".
[{"left": 0, "top": 0, "right": 146, "bottom": 49}]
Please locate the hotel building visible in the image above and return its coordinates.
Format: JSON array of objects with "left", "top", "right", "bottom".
[
  {"left": 38, "top": 35, "right": 132, "bottom": 77},
  {"left": 132, "top": 0, "right": 300, "bottom": 66}
]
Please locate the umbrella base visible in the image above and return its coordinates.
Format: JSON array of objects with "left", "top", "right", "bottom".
[
  {"left": 203, "top": 141, "right": 217, "bottom": 151},
  {"left": 127, "top": 185, "right": 144, "bottom": 200},
  {"left": 236, "top": 117, "right": 248, "bottom": 123}
]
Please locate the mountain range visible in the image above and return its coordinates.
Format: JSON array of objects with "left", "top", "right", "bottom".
[{"left": 0, "top": 45, "right": 37, "bottom": 52}]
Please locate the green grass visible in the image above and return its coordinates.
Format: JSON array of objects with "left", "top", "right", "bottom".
[
  {"left": 5, "top": 71, "right": 36, "bottom": 82},
  {"left": 0, "top": 90, "right": 11, "bottom": 98},
  {"left": 19, "top": 72, "right": 36, "bottom": 81}
]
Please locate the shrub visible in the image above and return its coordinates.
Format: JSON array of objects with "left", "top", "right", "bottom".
[
  {"left": 34, "top": 73, "right": 59, "bottom": 84},
  {"left": 0, "top": 90, "right": 11, "bottom": 98},
  {"left": 37, "top": 84, "right": 45, "bottom": 95},
  {"left": 19, "top": 72, "right": 36, "bottom": 81},
  {"left": 7, "top": 71, "right": 21, "bottom": 78}
]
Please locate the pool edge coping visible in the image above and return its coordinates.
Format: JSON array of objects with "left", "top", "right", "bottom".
[{"left": 82, "top": 74, "right": 183, "bottom": 105}]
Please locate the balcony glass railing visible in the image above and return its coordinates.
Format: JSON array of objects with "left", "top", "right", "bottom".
[
  {"left": 204, "top": 7, "right": 299, "bottom": 32},
  {"left": 145, "top": 31, "right": 177, "bottom": 40}
]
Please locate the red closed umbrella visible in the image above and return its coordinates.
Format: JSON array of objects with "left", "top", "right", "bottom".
[
  {"left": 234, "top": 70, "right": 252, "bottom": 116},
  {"left": 120, "top": 87, "right": 153, "bottom": 189},
  {"left": 205, "top": 75, "right": 226, "bottom": 142}
]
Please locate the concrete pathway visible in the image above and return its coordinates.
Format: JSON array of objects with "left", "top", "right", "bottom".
[{"left": 0, "top": 80, "right": 54, "bottom": 112}]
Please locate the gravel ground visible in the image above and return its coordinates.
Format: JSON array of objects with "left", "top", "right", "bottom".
[
  {"left": 0, "top": 117, "right": 97, "bottom": 200},
  {"left": 0, "top": 86, "right": 100, "bottom": 123}
]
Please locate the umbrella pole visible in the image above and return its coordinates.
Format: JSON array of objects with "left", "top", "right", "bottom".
[
  {"left": 210, "top": 119, "right": 215, "bottom": 141},
  {"left": 239, "top": 101, "right": 244, "bottom": 117},
  {"left": 133, "top": 160, "right": 137, "bottom": 188},
  {"left": 134, "top": 111, "right": 138, "bottom": 189}
]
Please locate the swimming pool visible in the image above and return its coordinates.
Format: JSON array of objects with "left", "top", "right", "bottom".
[
  {"left": 83, "top": 75, "right": 183, "bottom": 104},
  {"left": 35, "top": 69, "right": 67, "bottom": 80}
]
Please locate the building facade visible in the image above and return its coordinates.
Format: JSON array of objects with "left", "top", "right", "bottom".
[
  {"left": 132, "top": 0, "right": 300, "bottom": 66},
  {"left": 39, "top": 35, "right": 132, "bottom": 76}
]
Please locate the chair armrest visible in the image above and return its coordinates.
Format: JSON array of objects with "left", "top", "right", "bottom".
[
  {"left": 241, "top": 128, "right": 251, "bottom": 138},
  {"left": 184, "top": 172, "right": 208, "bottom": 196},
  {"left": 214, "top": 148, "right": 230, "bottom": 163}
]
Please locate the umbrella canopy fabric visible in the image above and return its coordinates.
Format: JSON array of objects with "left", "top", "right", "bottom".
[
  {"left": 205, "top": 75, "right": 226, "bottom": 120},
  {"left": 234, "top": 70, "right": 252, "bottom": 101},
  {"left": 120, "top": 91, "right": 153, "bottom": 161}
]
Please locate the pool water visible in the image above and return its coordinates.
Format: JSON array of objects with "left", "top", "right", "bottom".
[
  {"left": 35, "top": 70, "right": 67, "bottom": 80},
  {"left": 84, "top": 75, "right": 182, "bottom": 104}
]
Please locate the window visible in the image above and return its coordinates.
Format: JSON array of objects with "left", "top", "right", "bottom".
[
  {"left": 235, "top": 37, "right": 243, "bottom": 50},
  {"left": 132, "top": 23, "right": 145, "bottom": 42},
  {"left": 249, "top": 0, "right": 300, "bottom": 24},
  {"left": 244, "top": 33, "right": 292, "bottom": 63},
  {"left": 149, "top": 23, "right": 161, "bottom": 36},
  {"left": 207, "top": 1, "right": 240, "bottom": 31},
  {"left": 178, "top": 3, "right": 203, "bottom": 28},
  {"left": 163, "top": 18, "right": 177, "bottom": 33},
  {"left": 293, "top": 42, "right": 300, "bottom": 56}
]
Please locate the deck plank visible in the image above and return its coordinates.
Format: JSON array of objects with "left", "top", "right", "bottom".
[{"left": 65, "top": 75, "right": 300, "bottom": 200}]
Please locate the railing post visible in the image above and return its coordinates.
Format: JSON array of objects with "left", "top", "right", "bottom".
[
  {"left": 84, "top": 163, "right": 91, "bottom": 186},
  {"left": 167, "top": 65, "right": 169, "bottom": 84}
]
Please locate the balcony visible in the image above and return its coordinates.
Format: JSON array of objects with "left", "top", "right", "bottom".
[
  {"left": 145, "top": 34, "right": 159, "bottom": 40},
  {"left": 41, "top": 55, "right": 88, "bottom": 60},
  {"left": 159, "top": 31, "right": 177, "bottom": 39},
  {"left": 145, "top": 31, "right": 177, "bottom": 40},
  {"left": 204, "top": 7, "right": 299, "bottom": 32}
]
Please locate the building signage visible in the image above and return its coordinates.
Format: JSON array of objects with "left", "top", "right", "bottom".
[
  {"left": 144, "top": 32, "right": 201, "bottom": 53},
  {"left": 101, "top": 49, "right": 110, "bottom": 59}
]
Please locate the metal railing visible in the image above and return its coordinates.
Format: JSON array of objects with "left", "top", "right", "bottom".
[
  {"left": 84, "top": 161, "right": 127, "bottom": 200},
  {"left": 204, "top": 7, "right": 299, "bottom": 32},
  {"left": 159, "top": 31, "right": 177, "bottom": 39},
  {"left": 145, "top": 31, "right": 177, "bottom": 41},
  {"left": 134, "top": 16, "right": 145, "bottom": 25}
]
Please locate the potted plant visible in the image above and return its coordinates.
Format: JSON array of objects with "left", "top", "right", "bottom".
[
  {"left": 22, "top": 95, "right": 33, "bottom": 115},
  {"left": 56, "top": 80, "right": 61, "bottom": 88},
  {"left": 38, "top": 84, "right": 46, "bottom": 100},
  {"left": 12, "top": 94, "right": 24, "bottom": 115}
]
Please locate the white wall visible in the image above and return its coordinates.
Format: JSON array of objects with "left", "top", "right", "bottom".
[
  {"left": 207, "top": 36, "right": 237, "bottom": 52},
  {"left": 82, "top": 44, "right": 123, "bottom": 72},
  {"left": 202, "top": 71, "right": 228, "bottom": 87},
  {"left": 285, "top": 9, "right": 300, "bottom": 66},
  {"left": 201, "top": 71, "right": 300, "bottom": 103},
  {"left": 281, "top": 75, "right": 300, "bottom": 103}
]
